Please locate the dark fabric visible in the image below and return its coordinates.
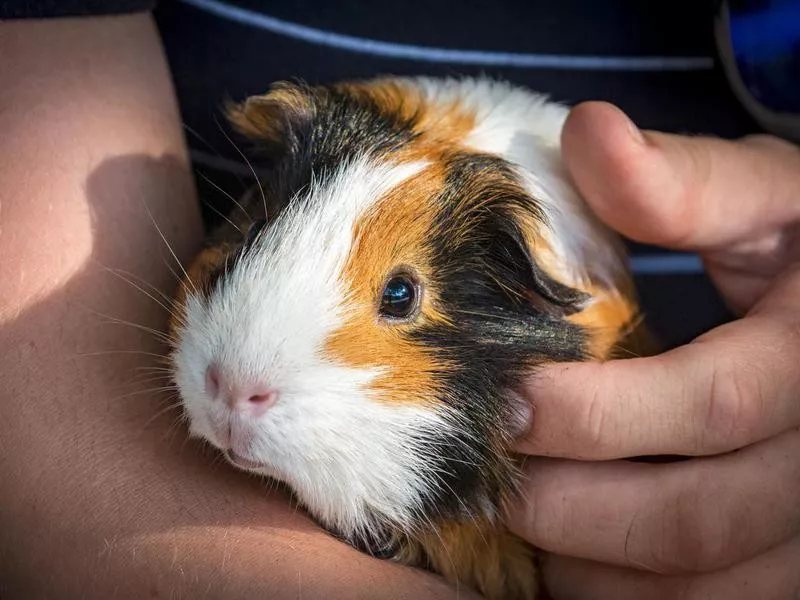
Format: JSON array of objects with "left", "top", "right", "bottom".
[
  {"left": 0, "top": 0, "right": 155, "bottom": 18},
  {"left": 152, "top": 0, "right": 754, "bottom": 349}
]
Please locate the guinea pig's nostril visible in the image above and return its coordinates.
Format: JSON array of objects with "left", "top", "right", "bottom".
[
  {"left": 248, "top": 391, "right": 277, "bottom": 406},
  {"left": 234, "top": 390, "right": 278, "bottom": 417},
  {"left": 206, "top": 366, "right": 278, "bottom": 416},
  {"left": 205, "top": 364, "right": 221, "bottom": 398},
  {"left": 226, "top": 388, "right": 278, "bottom": 417}
]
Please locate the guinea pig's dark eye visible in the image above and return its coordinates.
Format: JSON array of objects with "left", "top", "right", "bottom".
[
  {"left": 380, "top": 275, "right": 419, "bottom": 320},
  {"left": 244, "top": 219, "right": 267, "bottom": 246}
]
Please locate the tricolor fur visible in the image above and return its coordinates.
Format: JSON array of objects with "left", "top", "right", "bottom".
[{"left": 170, "top": 76, "right": 645, "bottom": 600}]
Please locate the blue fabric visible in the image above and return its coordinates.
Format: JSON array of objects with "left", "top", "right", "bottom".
[{"left": 729, "top": 0, "right": 800, "bottom": 112}]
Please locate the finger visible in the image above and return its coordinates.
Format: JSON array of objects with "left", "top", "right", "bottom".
[
  {"left": 561, "top": 101, "right": 800, "bottom": 250},
  {"left": 508, "top": 428, "right": 800, "bottom": 574},
  {"left": 542, "top": 534, "right": 800, "bottom": 600},
  {"left": 515, "top": 265, "right": 800, "bottom": 460}
]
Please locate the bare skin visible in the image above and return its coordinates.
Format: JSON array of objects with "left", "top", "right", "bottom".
[
  {"left": 510, "top": 103, "right": 800, "bottom": 599},
  {"left": 0, "top": 14, "right": 472, "bottom": 599}
]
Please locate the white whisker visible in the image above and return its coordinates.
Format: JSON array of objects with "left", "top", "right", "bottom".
[
  {"left": 196, "top": 170, "right": 252, "bottom": 221},
  {"left": 106, "top": 385, "right": 179, "bottom": 404},
  {"left": 77, "top": 349, "right": 171, "bottom": 361},
  {"left": 139, "top": 197, "right": 198, "bottom": 298},
  {"left": 202, "top": 198, "right": 245, "bottom": 234},
  {"left": 88, "top": 309, "right": 176, "bottom": 346},
  {"left": 139, "top": 396, "right": 184, "bottom": 432},
  {"left": 183, "top": 122, "right": 248, "bottom": 187},
  {"left": 98, "top": 265, "right": 180, "bottom": 321},
  {"left": 215, "top": 116, "right": 269, "bottom": 221}
]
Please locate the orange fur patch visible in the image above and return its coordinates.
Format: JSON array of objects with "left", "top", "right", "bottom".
[
  {"left": 169, "top": 244, "right": 230, "bottom": 337},
  {"left": 335, "top": 79, "right": 476, "bottom": 162},
  {"left": 226, "top": 81, "right": 313, "bottom": 143},
  {"left": 324, "top": 165, "right": 453, "bottom": 404},
  {"left": 567, "top": 286, "right": 641, "bottom": 359}
]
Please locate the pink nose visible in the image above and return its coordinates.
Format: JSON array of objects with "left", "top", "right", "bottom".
[{"left": 205, "top": 365, "right": 278, "bottom": 417}]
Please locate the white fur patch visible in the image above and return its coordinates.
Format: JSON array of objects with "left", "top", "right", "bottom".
[
  {"left": 404, "top": 76, "right": 627, "bottom": 290},
  {"left": 172, "top": 156, "right": 458, "bottom": 539}
]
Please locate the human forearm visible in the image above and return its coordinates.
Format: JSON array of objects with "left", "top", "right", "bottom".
[{"left": 0, "top": 13, "right": 463, "bottom": 599}]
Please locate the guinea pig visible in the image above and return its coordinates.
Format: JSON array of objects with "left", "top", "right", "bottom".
[{"left": 169, "top": 76, "right": 649, "bottom": 600}]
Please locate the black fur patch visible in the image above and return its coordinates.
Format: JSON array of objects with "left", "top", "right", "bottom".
[
  {"left": 238, "top": 82, "right": 421, "bottom": 218},
  {"left": 404, "top": 152, "right": 590, "bottom": 526}
]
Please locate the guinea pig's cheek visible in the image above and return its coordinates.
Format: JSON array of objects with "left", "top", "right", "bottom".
[
  {"left": 172, "top": 367, "right": 222, "bottom": 448},
  {"left": 184, "top": 395, "right": 221, "bottom": 443},
  {"left": 186, "top": 415, "right": 213, "bottom": 442},
  {"left": 256, "top": 391, "right": 454, "bottom": 535}
]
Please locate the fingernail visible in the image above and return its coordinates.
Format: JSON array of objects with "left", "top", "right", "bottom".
[{"left": 505, "top": 390, "right": 533, "bottom": 438}]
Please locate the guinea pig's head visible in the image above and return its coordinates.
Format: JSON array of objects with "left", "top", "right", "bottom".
[{"left": 170, "top": 77, "right": 637, "bottom": 553}]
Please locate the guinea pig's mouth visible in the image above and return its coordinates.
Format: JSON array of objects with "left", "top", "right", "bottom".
[{"left": 224, "top": 449, "right": 267, "bottom": 472}]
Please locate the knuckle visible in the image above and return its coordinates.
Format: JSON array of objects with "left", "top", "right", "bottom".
[
  {"left": 700, "top": 357, "right": 765, "bottom": 452},
  {"left": 656, "top": 142, "right": 712, "bottom": 246},
  {"left": 585, "top": 383, "right": 607, "bottom": 450},
  {"left": 580, "top": 370, "right": 618, "bottom": 457},
  {"left": 511, "top": 464, "right": 568, "bottom": 550},
  {"left": 660, "top": 474, "right": 742, "bottom": 573},
  {"left": 742, "top": 133, "right": 800, "bottom": 157},
  {"left": 654, "top": 208, "right": 695, "bottom": 247}
]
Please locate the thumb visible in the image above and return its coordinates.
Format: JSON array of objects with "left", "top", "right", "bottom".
[{"left": 561, "top": 102, "right": 800, "bottom": 251}]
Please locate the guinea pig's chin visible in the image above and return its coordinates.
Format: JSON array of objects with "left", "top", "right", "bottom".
[
  {"left": 178, "top": 375, "right": 456, "bottom": 537},
  {"left": 224, "top": 450, "right": 279, "bottom": 478},
  {"left": 184, "top": 408, "right": 225, "bottom": 450},
  {"left": 186, "top": 419, "right": 207, "bottom": 442}
]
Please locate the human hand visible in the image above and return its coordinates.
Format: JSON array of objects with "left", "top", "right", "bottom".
[{"left": 509, "top": 102, "right": 800, "bottom": 599}]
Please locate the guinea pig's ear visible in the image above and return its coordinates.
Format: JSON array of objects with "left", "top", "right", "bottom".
[
  {"left": 491, "top": 215, "right": 592, "bottom": 317},
  {"left": 226, "top": 81, "right": 315, "bottom": 159}
]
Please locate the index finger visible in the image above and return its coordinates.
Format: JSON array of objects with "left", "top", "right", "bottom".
[{"left": 515, "top": 267, "right": 800, "bottom": 459}]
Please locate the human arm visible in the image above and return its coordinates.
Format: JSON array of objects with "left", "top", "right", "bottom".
[{"left": 0, "top": 13, "right": 467, "bottom": 599}]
